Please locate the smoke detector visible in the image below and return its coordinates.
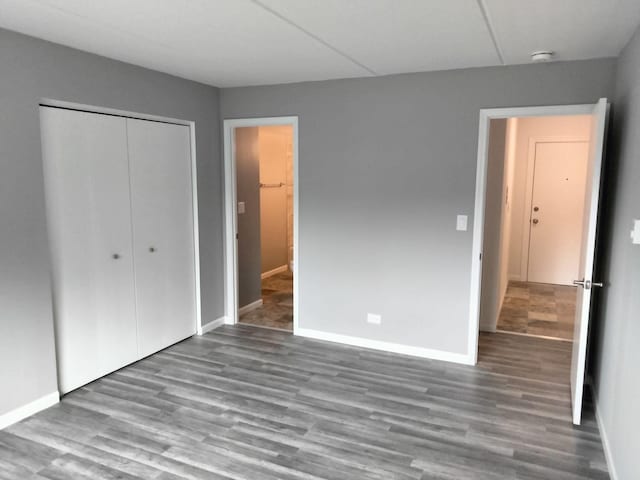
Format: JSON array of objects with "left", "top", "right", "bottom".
[{"left": 531, "top": 51, "right": 554, "bottom": 63}]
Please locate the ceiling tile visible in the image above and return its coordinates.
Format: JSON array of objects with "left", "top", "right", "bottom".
[
  {"left": 484, "top": 0, "right": 640, "bottom": 64},
  {"left": 257, "top": 0, "right": 502, "bottom": 75},
  {"left": 0, "top": 0, "right": 372, "bottom": 86}
]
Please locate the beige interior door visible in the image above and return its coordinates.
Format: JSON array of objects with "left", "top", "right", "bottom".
[
  {"left": 571, "top": 98, "right": 608, "bottom": 425},
  {"left": 527, "top": 141, "right": 589, "bottom": 285}
]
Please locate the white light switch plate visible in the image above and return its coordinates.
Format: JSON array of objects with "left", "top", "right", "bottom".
[
  {"left": 367, "top": 313, "right": 381, "bottom": 325},
  {"left": 631, "top": 219, "right": 640, "bottom": 244},
  {"left": 456, "top": 215, "right": 468, "bottom": 231},
  {"left": 238, "top": 202, "right": 245, "bottom": 214}
]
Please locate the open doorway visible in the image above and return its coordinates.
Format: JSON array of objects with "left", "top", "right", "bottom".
[
  {"left": 223, "top": 117, "right": 298, "bottom": 333},
  {"left": 470, "top": 100, "right": 609, "bottom": 425},
  {"left": 483, "top": 115, "right": 591, "bottom": 341}
]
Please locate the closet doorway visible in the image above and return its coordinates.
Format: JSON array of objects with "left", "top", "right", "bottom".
[{"left": 223, "top": 117, "right": 298, "bottom": 333}]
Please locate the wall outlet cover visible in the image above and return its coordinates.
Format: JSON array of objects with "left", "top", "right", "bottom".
[
  {"left": 631, "top": 219, "right": 640, "bottom": 244},
  {"left": 367, "top": 313, "right": 382, "bottom": 325},
  {"left": 456, "top": 215, "right": 468, "bottom": 231},
  {"left": 238, "top": 201, "right": 245, "bottom": 214}
]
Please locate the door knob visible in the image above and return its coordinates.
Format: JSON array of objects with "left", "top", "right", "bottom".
[
  {"left": 112, "top": 253, "right": 120, "bottom": 260},
  {"left": 149, "top": 247, "right": 156, "bottom": 253},
  {"left": 573, "top": 279, "right": 604, "bottom": 289},
  {"left": 532, "top": 218, "right": 539, "bottom": 224},
  {"left": 533, "top": 206, "right": 539, "bottom": 212}
]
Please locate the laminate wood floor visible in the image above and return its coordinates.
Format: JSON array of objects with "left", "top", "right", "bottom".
[{"left": 0, "top": 325, "right": 609, "bottom": 479}]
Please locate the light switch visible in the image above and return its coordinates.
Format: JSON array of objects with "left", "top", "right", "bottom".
[
  {"left": 238, "top": 202, "right": 245, "bottom": 214},
  {"left": 456, "top": 215, "right": 468, "bottom": 231},
  {"left": 631, "top": 219, "right": 640, "bottom": 244}
]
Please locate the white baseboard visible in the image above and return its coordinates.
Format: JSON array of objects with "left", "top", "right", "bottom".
[
  {"left": 592, "top": 386, "right": 619, "bottom": 480},
  {"left": 261, "top": 265, "right": 288, "bottom": 279},
  {"left": 295, "top": 328, "right": 474, "bottom": 365},
  {"left": 0, "top": 391, "right": 59, "bottom": 430},
  {"left": 196, "top": 316, "right": 226, "bottom": 335},
  {"left": 238, "top": 299, "right": 263, "bottom": 316}
]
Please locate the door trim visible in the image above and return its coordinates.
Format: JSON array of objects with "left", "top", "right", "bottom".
[
  {"left": 520, "top": 135, "right": 589, "bottom": 282},
  {"left": 469, "top": 103, "right": 594, "bottom": 365},
  {"left": 39, "top": 98, "right": 202, "bottom": 336},
  {"left": 222, "top": 117, "right": 299, "bottom": 333}
]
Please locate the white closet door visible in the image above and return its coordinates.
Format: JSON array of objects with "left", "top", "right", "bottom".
[
  {"left": 40, "top": 107, "right": 138, "bottom": 394},
  {"left": 126, "top": 119, "right": 197, "bottom": 357}
]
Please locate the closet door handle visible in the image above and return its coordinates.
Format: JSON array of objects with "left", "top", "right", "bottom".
[
  {"left": 149, "top": 247, "right": 156, "bottom": 253},
  {"left": 112, "top": 253, "right": 121, "bottom": 260}
]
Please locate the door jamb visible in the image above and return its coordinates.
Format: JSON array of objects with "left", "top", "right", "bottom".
[
  {"left": 469, "top": 104, "right": 593, "bottom": 364},
  {"left": 222, "top": 117, "right": 299, "bottom": 332}
]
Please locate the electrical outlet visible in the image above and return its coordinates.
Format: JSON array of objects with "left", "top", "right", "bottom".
[
  {"left": 238, "top": 201, "right": 245, "bottom": 214},
  {"left": 367, "top": 313, "right": 382, "bottom": 325}
]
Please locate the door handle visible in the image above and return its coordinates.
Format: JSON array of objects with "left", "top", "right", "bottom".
[{"left": 573, "top": 279, "right": 604, "bottom": 289}]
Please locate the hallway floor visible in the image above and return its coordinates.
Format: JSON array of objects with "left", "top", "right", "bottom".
[
  {"left": 239, "top": 270, "right": 293, "bottom": 331},
  {"left": 497, "top": 281, "right": 577, "bottom": 340},
  {"left": 0, "top": 326, "right": 608, "bottom": 479}
]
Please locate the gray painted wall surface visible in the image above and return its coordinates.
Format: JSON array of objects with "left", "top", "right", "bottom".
[
  {"left": 592, "top": 25, "right": 640, "bottom": 480},
  {"left": 0, "top": 28, "right": 222, "bottom": 417},
  {"left": 480, "top": 119, "right": 507, "bottom": 332},
  {"left": 235, "top": 127, "right": 262, "bottom": 307},
  {"left": 221, "top": 59, "right": 616, "bottom": 355}
]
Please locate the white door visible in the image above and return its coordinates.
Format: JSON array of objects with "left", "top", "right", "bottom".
[
  {"left": 126, "top": 119, "right": 197, "bottom": 358},
  {"left": 571, "top": 98, "right": 609, "bottom": 425},
  {"left": 40, "top": 107, "right": 139, "bottom": 394},
  {"left": 527, "top": 141, "right": 589, "bottom": 285}
]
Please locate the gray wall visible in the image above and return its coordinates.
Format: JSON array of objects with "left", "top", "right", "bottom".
[
  {"left": 220, "top": 58, "right": 616, "bottom": 355},
  {"left": 480, "top": 119, "right": 507, "bottom": 332},
  {"left": 0, "top": 28, "right": 223, "bottom": 417},
  {"left": 592, "top": 25, "right": 640, "bottom": 480},
  {"left": 235, "top": 127, "right": 262, "bottom": 307}
]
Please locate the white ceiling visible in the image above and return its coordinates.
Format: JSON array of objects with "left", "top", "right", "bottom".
[{"left": 0, "top": 0, "right": 638, "bottom": 87}]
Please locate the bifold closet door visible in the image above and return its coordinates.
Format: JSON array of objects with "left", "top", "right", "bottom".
[
  {"left": 126, "top": 119, "right": 197, "bottom": 358},
  {"left": 40, "top": 107, "right": 139, "bottom": 394}
]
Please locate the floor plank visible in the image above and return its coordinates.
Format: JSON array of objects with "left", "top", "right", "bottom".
[{"left": 0, "top": 325, "right": 608, "bottom": 479}]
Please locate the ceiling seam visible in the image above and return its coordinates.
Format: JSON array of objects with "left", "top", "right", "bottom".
[
  {"left": 476, "top": 0, "right": 506, "bottom": 65},
  {"left": 250, "top": 0, "right": 378, "bottom": 76}
]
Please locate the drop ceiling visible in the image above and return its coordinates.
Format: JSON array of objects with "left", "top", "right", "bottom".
[{"left": 0, "top": 0, "right": 638, "bottom": 87}]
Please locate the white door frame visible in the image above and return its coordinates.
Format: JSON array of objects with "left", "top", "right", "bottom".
[
  {"left": 39, "top": 98, "right": 202, "bottom": 336},
  {"left": 468, "top": 104, "right": 593, "bottom": 364},
  {"left": 520, "top": 135, "right": 590, "bottom": 282},
  {"left": 222, "top": 117, "right": 299, "bottom": 332}
]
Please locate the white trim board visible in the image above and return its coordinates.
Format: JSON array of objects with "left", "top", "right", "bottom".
[
  {"left": 223, "top": 117, "right": 299, "bottom": 334},
  {"left": 0, "top": 391, "right": 59, "bottom": 430},
  {"left": 196, "top": 316, "right": 226, "bottom": 335},
  {"left": 238, "top": 299, "right": 263, "bottom": 316},
  {"left": 261, "top": 265, "right": 288, "bottom": 279},
  {"left": 297, "top": 328, "right": 474, "bottom": 365},
  {"left": 592, "top": 386, "right": 620, "bottom": 480},
  {"left": 469, "top": 103, "right": 595, "bottom": 365}
]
